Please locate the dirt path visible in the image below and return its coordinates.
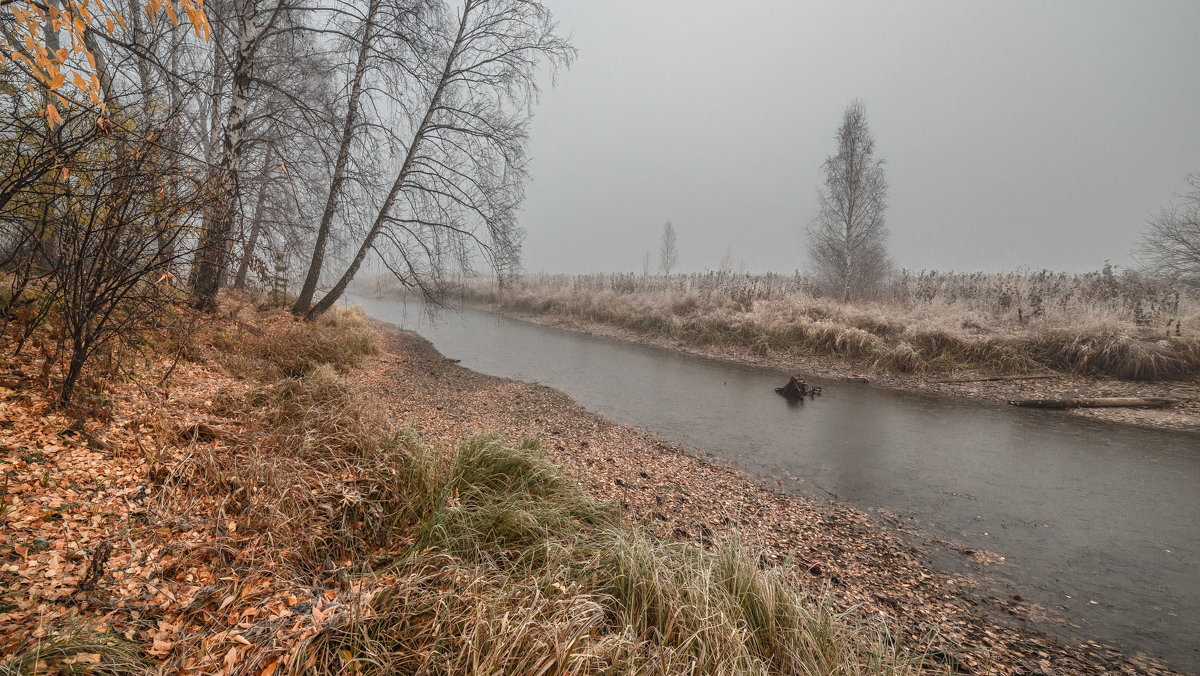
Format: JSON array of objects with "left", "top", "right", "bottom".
[
  {"left": 357, "top": 321, "right": 1183, "bottom": 676},
  {"left": 477, "top": 306, "right": 1200, "bottom": 433}
]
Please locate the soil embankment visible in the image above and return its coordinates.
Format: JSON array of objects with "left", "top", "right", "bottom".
[{"left": 360, "top": 320, "right": 1184, "bottom": 676}]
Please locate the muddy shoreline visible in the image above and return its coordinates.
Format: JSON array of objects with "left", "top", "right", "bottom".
[
  {"left": 358, "top": 318, "right": 1186, "bottom": 676},
  {"left": 462, "top": 302, "right": 1200, "bottom": 434}
]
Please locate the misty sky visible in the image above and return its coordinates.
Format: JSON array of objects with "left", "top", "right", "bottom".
[{"left": 514, "top": 1, "right": 1200, "bottom": 275}]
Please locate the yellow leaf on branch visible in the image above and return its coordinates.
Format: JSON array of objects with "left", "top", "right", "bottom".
[
  {"left": 6, "top": 0, "right": 210, "bottom": 126},
  {"left": 45, "top": 103, "right": 62, "bottom": 128}
]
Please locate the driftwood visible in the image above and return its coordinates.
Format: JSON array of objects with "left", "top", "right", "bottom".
[
  {"left": 775, "top": 376, "right": 822, "bottom": 400},
  {"left": 933, "top": 374, "right": 1057, "bottom": 384},
  {"left": 1007, "top": 397, "right": 1178, "bottom": 410}
]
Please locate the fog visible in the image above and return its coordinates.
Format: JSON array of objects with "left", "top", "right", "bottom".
[{"left": 516, "top": 1, "right": 1200, "bottom": 275}]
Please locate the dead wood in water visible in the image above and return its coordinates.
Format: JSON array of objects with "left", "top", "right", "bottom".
[
  {"left": 933, "top": 374, "right": 1057, "bottom": 384},
  {"left": 1007, "top": 397, "right": 1178, "bottom": 409},
  {"left": 775, "top": 376, "right": 821, "bottom": 399}
]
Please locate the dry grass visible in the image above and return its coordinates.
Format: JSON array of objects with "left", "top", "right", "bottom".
[
  {"left": 450, "top": 270, "right": 1200, "bottom": 380},
  {"left": 0, "top": 631, "right": 147, "bottom": 675},
  {"left": 208, "top": 303, "right": 379, "bottom": 379},
  {"left": 145, "top": 301, "right": 953, "bottom": 675},
  {"left": 290, "top": 435, "right": 943, "bottom": 675}
]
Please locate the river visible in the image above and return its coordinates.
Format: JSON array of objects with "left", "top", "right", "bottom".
[{"left": 353, "top": 295, "right": 1199, "bottom": 672}]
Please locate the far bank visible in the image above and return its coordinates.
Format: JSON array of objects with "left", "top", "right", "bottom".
[{"left": 417, "top": 271, "right": 1200, "bottom": 433}]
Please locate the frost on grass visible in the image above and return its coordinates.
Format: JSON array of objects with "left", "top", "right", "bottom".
[{"left": 453, "top": 270, "right": 1200, "bottom": 380}]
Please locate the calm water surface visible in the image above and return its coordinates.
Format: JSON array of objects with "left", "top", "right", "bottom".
[{"left": 354, "top": 295, "right": 1199, "bottom": 671}]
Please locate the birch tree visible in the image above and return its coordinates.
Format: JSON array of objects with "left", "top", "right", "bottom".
[
  {"left": 302, "top": 0, "right": 573, "bottom": 319},
  {"left": 190, "top": 0, "right": 296, "bottom": 310},
  {"left": 292, "top": 0, "right": 428, "bottom": 314},
  {"left": 807, "top": 100, "right": 890, "bottom": 301}
]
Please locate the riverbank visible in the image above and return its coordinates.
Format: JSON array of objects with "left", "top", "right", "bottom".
[
  {"left": 359, "top": 318, "right": 1185, "bottom": 676},
  {"left": 463, "top": 302, "right": 1200, "bottom": 433},
  {"left": 0, "top": 299, "right": 1188, "bottom": 673},
  {"left": 0, "top": 301, "right": 974, "bottom": 674}
]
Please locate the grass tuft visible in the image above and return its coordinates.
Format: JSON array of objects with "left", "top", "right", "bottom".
[{"left": 0, "top": 631, "right": 149, "bottom": 675}]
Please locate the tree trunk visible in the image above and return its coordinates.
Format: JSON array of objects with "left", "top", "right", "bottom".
[
  {"left": 191, "top": 13, "right": 256, "bottom": 311},
  {"left": 80, "top": 30, "right": 114, "bottom": 104},
  {"left": 305, "top": 2, "right": 471, "bottom": 320},
  {"left": 234, "top": 168, "right": 272, "bottom": 289},
  {"left": 292, "top": 0, "right": 379, "bottom": 315},
  {"left": 932, "top": 374, "right": 1057, "bottom": 384},
  {"left": 774, "top": 376, "right": 808, "bottom": 399},
  {"left": 126, "top": 0, "right": 154, "bottom": 109},
  {"left": 59, "top": 339, "right": 89, "bottom": 406}
]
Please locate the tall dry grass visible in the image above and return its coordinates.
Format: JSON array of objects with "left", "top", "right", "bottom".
[
  {"left": 291, "top": 434, "right": 948, "bottom": 675},
  {"left": 450, "top": 270, "right": 1199, "bottom": 380}
]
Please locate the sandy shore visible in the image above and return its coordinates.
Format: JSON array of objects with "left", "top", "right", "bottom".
[
  {"left": 471, "top": 305, "right": 1200, "bottom": 433},
  {"left": 357, "top": 320, "right": 1184, "bottom": 676}
]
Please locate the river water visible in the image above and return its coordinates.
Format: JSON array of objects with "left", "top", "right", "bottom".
[{"left": 353, "top": 295, "right": 1199, "bottom": 672}]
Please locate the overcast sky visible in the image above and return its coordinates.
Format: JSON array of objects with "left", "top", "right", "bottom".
[{"left": 513, "top": 0, "right": 1200, "bottom": 275}]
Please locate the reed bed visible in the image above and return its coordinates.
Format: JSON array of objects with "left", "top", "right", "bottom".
[{"left": 449, "top": 269, "right": 1199, "bottom": 380}]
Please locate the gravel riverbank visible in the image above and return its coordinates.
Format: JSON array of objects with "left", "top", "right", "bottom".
[{"left": 358, "top": 320, "right": 1185, "bottom": 676}]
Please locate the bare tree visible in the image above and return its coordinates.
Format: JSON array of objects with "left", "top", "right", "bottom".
[
  {"left": 302, "top": 0, "right": 573, "bottom": 319},
  {"left": 660, "top": 221, "right": 677, "bottom": 275},
  {"left": 52, "top": 135, "right": 205, "bottom": 404},
  {"left": 1136, "top": 174, "right": 1200, "bottom": 285},
  {"left": 232, "top": 150, "right": 279, "bottom": 288},
  {"left": 718, "top": 246, "right": 733, "bottom": 273},
  {"left": 807, "top": 100, "right": 890, "bottom": 301},
  {"left": 291, "top": 0, "right": 428, "bottom": 315}
]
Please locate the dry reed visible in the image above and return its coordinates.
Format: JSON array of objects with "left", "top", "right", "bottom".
[{"left": 448, "top": 270, "right": 1199, "bottom": 380}]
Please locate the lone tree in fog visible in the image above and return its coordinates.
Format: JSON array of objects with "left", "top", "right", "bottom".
[
  {"left": 807, "top": 100, "right": 890, "bottom": 301},
  {"left": 660, "top": 221, "right": 678, "bottom": 274},
  {"left": 1136, "top": 174, "right": 1200, "bottom": 285}
]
